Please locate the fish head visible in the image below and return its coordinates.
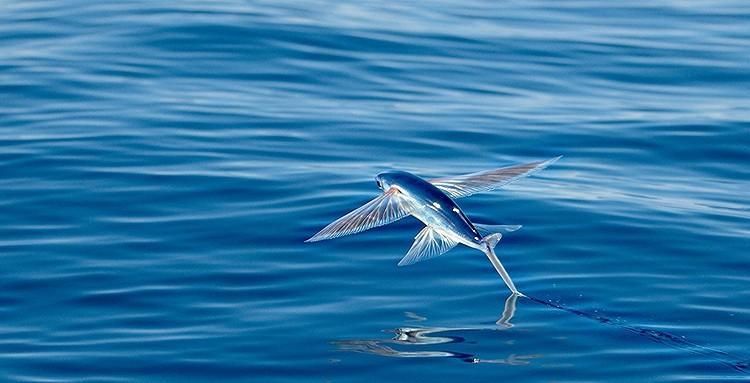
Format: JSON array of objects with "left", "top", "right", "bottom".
[
  {"left": 375, "top": 170, "right": 410, "bottom": 191},
  {"left": 375, "top": 172, "right": 391, "bottom": 191},
  {"left": 376, "top": 170, "right": 422, "bottom": 192}
]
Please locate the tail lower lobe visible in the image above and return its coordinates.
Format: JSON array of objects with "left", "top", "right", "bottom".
[{"left": 481, "top": 234, "right": 521, "bottom": 296}]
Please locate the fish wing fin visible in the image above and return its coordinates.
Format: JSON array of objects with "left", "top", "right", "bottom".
[
  {"left": 306, "top": 187, "right": 413, "bottom": 242},
  {"left": 474, "top": 223, "right": 522, "bottom": 236},
  {"left": 397, "top": 226, "right": 458, "bottom": 266},
  {"left": 430, "top": 156, "right": 562, "bottom": 199}
]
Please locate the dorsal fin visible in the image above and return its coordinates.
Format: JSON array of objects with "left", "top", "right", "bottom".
[
  {"left": 397, "top": 227, "right": 458, "bottom": 266},
  {"left": 474, "top": 223, "right": 522, "bottom": 236}
]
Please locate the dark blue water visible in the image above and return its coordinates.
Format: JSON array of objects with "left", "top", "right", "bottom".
[{"left": 2, "top": 1, "right": 749, "bottom": 381}]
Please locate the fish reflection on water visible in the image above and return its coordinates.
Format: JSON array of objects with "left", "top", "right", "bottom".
[
  {"left": 332, "top": 294, "right": 537, "bottom": 364},
  {"left": 333, "top": 294, "right": 750, "bottom": 372}
]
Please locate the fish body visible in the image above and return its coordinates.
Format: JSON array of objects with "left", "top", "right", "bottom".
[
  {"left": 306, "top": 156, "right": 562, "bottom": 295},
  {"left": 375, "top": 170, "right": 483, "bottom": 249}
]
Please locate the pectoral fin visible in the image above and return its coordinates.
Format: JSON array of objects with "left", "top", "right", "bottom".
[
  {"left": 306, "top": 187, "right": 413, "bottom": 242},
  {"left": 397, "top": 227, "right": 458, "bottom": 266},
  {"left": 430, "top": 156, "right": 562, "bottom": 199}
]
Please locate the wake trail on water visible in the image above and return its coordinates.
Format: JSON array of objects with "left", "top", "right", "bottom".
[{"left": 524, "top": 295, "right": 750, "bottom": 373}]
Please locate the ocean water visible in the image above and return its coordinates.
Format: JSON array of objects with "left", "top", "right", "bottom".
[{"left": 1, "top": 1, "right": 749, "bottom": 381}]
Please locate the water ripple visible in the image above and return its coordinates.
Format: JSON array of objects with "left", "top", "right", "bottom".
[{"left": 2, "top": 0, "right": 750, "bottom": 382}]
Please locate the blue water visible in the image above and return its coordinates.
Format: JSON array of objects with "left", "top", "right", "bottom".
[{"left": 2, "top": 1, "right": 749, "bottom": 381}]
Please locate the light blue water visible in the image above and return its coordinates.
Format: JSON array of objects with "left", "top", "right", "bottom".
[{"left": 1, "top": 1, "right": 749, "bottom": 381}]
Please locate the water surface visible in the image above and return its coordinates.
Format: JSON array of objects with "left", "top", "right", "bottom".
[{"left": 1, "top": 1, "right": 749, "bottom": 381}]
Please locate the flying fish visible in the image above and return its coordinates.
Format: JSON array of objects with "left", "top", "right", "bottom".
[{"left": 306, "top": 156, "right": 562, "bottom": 295}]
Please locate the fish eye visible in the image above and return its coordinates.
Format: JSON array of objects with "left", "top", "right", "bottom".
[{"left": 376, "top": 179, "right": 382, "bottom": 188}]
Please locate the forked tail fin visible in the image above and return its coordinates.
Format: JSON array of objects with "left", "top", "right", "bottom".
[{"left": 480, "top": 233, "right": 523, "bottom": 296}]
